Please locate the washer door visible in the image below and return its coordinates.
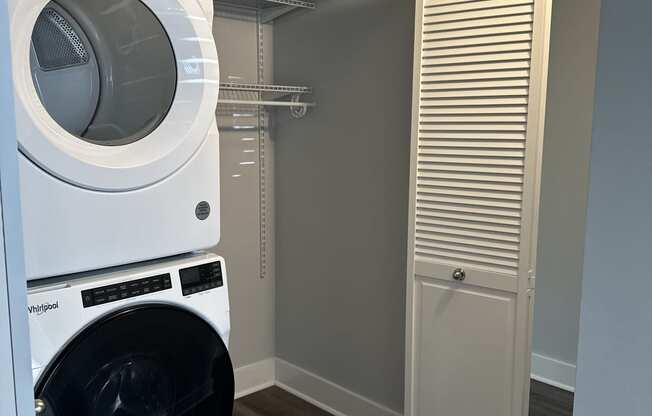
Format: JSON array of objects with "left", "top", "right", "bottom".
[
  {"left": 12, "top": 0, "right": 219, "bottom": 191},
  {"left": 35, "top": 305, "right": 234, "bottom": 415}
]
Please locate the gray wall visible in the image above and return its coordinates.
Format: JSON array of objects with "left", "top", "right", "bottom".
[
  {"left": 532, "top": 0, "right": 600, "bottom": 368},
  {"left": 574, "top": 0, "right": 652, "bottom": 414},
  {"left": 212, "top": 17, "right": 276, "bottom": 369},
  {"left": 273, "top": 0, "right": 414, "bottom": 412}
]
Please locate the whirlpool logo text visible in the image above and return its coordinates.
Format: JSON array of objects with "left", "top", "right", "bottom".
[{"left": 28, "top": 301, "right": 59, "bottom": 316}]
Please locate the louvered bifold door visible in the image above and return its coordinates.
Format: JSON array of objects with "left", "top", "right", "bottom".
[{"left": 405, "top": 1, "right": 551, "bottom": 416}]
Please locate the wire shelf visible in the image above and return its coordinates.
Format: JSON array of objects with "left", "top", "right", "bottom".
[
  {"left": 218, "top": 82, "right": 315, "bottom": 117},
  {"left": 214, "top": 0, "right": 315, "bottom": 22}
]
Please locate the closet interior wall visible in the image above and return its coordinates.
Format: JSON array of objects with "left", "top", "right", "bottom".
[
  {"left": 531, "top": 0, "right": 600, "bottom": 389},
  {"left": 211, "top": 14, "right": 276, "bottom": 370},
  {"left": 274, "top": 0, "right": 415, "bottom": 412}
]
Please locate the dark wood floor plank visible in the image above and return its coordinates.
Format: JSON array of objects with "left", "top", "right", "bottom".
[
  {"left": 529, "top": 380, "right": 574, "bottom": 416},
  {"left": 234, "top": 386, "right": 332, "bottom": 416},
  {"left": 235, "top": 380, "right": 574, "bottom": 416}
]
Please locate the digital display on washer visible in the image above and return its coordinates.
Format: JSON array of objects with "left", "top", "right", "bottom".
[
  {"left": 179, "top": 261, "right": 223, "bottom": 296},
  {"left": 81, "top": 273, "right": 172, "bottom": 308}
]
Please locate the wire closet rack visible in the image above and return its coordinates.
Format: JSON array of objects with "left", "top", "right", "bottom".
[
  {"left": 213, "top": 0, "right": 316, "bottom": 280},
  {"left": 218, "top": 82, "right": 314, "bottom": 118},
  {"left": 214, "top": 0, "right": 316, "bottom": 118},
  {"left": 214, "top": 0, "right": 315, "bottom": 23}
]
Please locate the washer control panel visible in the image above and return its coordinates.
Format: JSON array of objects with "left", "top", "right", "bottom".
[
  {"left": 179, "top": 261, "right": 223, "bottom": 296},
  {"left": 81, "top": 273, "right": 172, "bottom": 308}
]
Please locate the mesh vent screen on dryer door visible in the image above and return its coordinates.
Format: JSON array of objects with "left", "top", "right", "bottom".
[{"left": 32, "top": 7, "right": 89, "bottom": 70}]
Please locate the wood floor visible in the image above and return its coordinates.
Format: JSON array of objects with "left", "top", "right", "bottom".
[
  {"left": 529, "top": 380, "right": 574, "bottom": 416},
  {"left": 233, "top": 386, "right": 331, "bottom": 416},
  {"left": 233, "top": 380, "right": 574, "bottom": 416}
]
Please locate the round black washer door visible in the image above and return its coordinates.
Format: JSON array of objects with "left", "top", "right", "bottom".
[{"left": 35, "top": 305, "right": 234, "bottom": 416}]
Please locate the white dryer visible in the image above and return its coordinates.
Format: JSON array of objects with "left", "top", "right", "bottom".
[
  {"left": 10, "top": 0, "right": 222, "bottom": 279},
  {"left": 28, "top": 252, "right": 233, "bottom": 415}
]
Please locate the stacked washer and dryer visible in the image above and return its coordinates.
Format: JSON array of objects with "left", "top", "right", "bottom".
[{"left": 9, "top": 0, "right": 234, "bottom": 412}]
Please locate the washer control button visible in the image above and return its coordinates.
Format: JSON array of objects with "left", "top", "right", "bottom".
[{"left": 81, "top": 273, "right": 172, "bottom": 308}]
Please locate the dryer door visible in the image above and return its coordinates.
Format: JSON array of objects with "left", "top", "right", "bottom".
[
  {"left": 11, "top": 0, "right": 219, "bottom": 191},
  {"left": 34, "top": 305, "right": 234, "bottom": 415}
]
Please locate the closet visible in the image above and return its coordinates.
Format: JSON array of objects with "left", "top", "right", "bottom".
[
  {"left": 211, "top": 0, "right": 552, "bottom": 415},
  {"left": 212, "top": 1, "right": 413, "bottom": 411}
]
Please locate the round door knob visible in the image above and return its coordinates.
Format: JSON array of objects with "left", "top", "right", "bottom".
[
  {"left": 452, "top": 268, "right": 466, "bottom": 281},
  {"left": 35, "top": 399, "right": 46, "bottom": 414}
]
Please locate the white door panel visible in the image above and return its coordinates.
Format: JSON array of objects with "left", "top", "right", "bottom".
[
  {"left": 415, "top": 278, "right": 516, "bottom": 416},
  {"left": 406, "top": 0, "right": 552, "bottom": 415}
]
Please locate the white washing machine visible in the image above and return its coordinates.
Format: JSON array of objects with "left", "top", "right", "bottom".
[
  {"left": 10, "top": 0, "right": 222, "bottom": 280},
  {"left": 27, "top": 252, "right": 233, "bottom": 415}
]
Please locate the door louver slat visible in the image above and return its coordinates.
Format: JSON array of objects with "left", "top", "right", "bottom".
[
  {"left": 416, "top": 208, "right": 522, "bottom": 227},
  {"left": 416, "top": 225, "right": 521, "bottom": 245},
  {"left": 423, "top": 6, "right": 535, "bottom": 26},
  {"left": 418, "top": 147, "right": 525, "bottom": 157},
  {"left": 417, "top": 170, "right": 524, "bottom": 183},
  {"left": 423, "top": 52, "right": 531, "bottom": 66},
  {"left": 417, "top": 194, "right": 522, "bottom": 211},
  {"left": 422, "top": 60, "right": 531, "bottom": 74},
  {"left": 423, "top": 24, "right": 534, "bottom": 42},
  {"left": 418, "top": 163, "right": 525, "bottom": 175},
  {"left": 415, "top": 216, "right": 521, "bottom": 235},
  {"left": 420, "top": 107, "right": 529, "bottom": 115},
  {"left": 421, "top": 89, "right": 529, "bottom": 99},
  {"left": 422, "top": 42, "right": 532, "bottom": 58},
  {"left": 424, "top": 0, "right": 533, "bottom": 14},
  {"left": 424, "top": 0, "right": 529, "bottom": 7},
  {"left": 415, "top": 237, "right": 520, "bottom": 260},
  {"left": 422, "top": 70, "right": 531, "bottom": 82},
  {"left": 418, "top": 186, "right": 523, "bottom": 202},
  {"left": 420, "top": 115, "right": 528, "bottom": 123},
  {"left": 423, "top": 33, "right": 533, "bottom": 50},
  {"left": 423, "top": 15, "right": 533, "bottom": 35},
  {"left": 415, "top": 245, "right": 520, "bottom": 270},
  {"left": 415, "top": 0, "right": 536, "bottom": 277},
  {"left": 417, "top": 178, "right": 523, "bottom": 193},
  {"left": 418, "top": 131, "right": 526, "bottom": 140}
]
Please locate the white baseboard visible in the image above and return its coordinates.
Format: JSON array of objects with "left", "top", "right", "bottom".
[
  {"left": 531, "top": 353, "right": 576, "bottom": 392},
  {"left": 275, "top": 358, "right": 402, "bottom": 416},
  {"left": 234, "top": 354, "right": 573, "bottom": 414},
  {"left": 234, "top": 358, "right": 276, "bottom": 399}
]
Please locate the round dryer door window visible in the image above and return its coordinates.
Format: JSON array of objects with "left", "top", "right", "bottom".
[
  {"left": 34, "top": 305, "right": 234, "bottom": 415},
  {"left": 30, "top": 0, "right": 177, "bottom": 146},
  {"left": 12, "top": 0, "right": 220, "bottom": 191}
]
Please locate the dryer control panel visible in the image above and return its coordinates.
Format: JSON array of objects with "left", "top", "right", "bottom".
[
  {"left": 179, "top": 261, "right": 223, "bottom": 296},
  {"left": 81, "top": 273, "right": 172, "bottom": 308}
]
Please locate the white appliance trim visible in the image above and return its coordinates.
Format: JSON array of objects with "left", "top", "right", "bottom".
[{"left": 11, "top": 0, "right": 219, "bottom": 191}]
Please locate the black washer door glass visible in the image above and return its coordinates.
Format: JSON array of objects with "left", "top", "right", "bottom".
[
  {"left": 36, "top": 306, "right": 234, "bottom": 415},
  {"left": 30, "top": 0, "right": 177, "bottom": 146}
]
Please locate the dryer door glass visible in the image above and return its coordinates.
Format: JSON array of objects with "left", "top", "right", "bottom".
[
  {"left": 35, "top": 306, "right": 234, "bottom": 415},
  {"left": 30, "top": 0, "right": 177, "bottom": 146}
]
